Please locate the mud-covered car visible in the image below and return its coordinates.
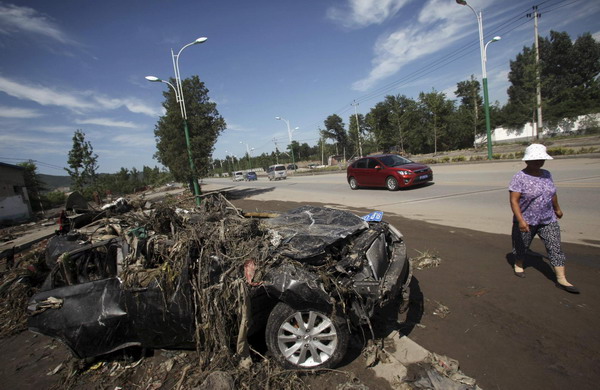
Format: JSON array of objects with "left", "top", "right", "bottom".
[{"left": 28, "top": 205, "right": 411, "bottom": 370}]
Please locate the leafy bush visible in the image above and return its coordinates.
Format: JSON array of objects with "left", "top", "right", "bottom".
[
  {"left": 420, "top": 158, "right": 438, "bottom": 164},
  {"left": 548, "top": 147, "right": 574, "bottom": 156},
  {"left": 42, "top": 191, "right": 67, "bottom": 207},
  {"left": 578, "top": 147, "right": 598, "bottom": 154}
]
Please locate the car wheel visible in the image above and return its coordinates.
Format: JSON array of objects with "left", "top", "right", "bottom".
[
  {"left": 266, "top": 302, "right": 349, "bottom": 369},
  {"left": 348, "top": 177, "right": 359, "bottom": 190},
  {"left": 386, "top": 176, "right": 400, "bottom": 191}
]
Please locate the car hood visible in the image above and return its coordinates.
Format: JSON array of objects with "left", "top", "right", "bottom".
[
  {"left": 389, "top": 163, "right": 429, "bottom": 171},
  {"left": 262, "top": 205, "right": 369, "bottom": 260}
]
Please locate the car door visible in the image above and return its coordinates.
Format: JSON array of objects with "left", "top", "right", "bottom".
[
  {"left": 351, "top": 158, "right": 368, "bottom": 185},
  {"left": 365, "top": 158, "right": 382, "bottom": 186}
]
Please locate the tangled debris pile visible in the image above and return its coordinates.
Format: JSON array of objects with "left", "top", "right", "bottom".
[
  {"left": 19, "top": 191, "right": 414, "bottom": 389},
  {"left": 410, "top": 250, "right": 441, "bottom": 270}
]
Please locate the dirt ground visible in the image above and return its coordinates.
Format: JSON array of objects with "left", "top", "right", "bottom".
[
  {"left": 1, "top": 197, "right": 599, "bottom": 390},
  {"left": 232, "top": 199, "right": 600, "bottom": 390}
]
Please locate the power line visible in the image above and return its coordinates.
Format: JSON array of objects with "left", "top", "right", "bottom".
[{"left": 0, "top": 157, "right": 65, "bottom": 171}]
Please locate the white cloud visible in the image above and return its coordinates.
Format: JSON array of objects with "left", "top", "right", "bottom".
[
  {"left": 93, "top": 96, "right": 161, "bottom": 117},
  {"left": 0, "top": 75, "right": 94, "bottom": 110},
  {"left": 33, "top": 125, "right": 74, "bottom": 134},
  {"left": 0, "top": 75, "right": 160, "bottom": 116},
  {"left": 0, "top": 105, "right": 41, "bottom": 118},
  {"left": 75, "top": 118, "right": 140, "bottom": 129},
  {"left": 111, "top": 133, "right": 156, "bottom": 148},
  {"left": 0, "top": 132, "right": 66, "bottom": 147},
  {"left": 224, "top": 122, "right": 250, "bottom": 132},
  {"left": 351, "top": 0, "right": 479, "bottom": 91},
  {"left": 0, "top": 3, "right": 75, "bottom": 45},
  {"left": 593, "top": 31, "right": 600, "bottom": 42},
  {"left": 327, "top": 0, "right": 411, "bottom": 29}
]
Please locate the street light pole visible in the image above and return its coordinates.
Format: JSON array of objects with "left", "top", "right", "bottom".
[
  {"left": 145, "top": 37, "right": 207, "bottom": 206},
  {"left": 483, "top": 35, "right": 501, "bottom": 153},
  {"left": 456, "top": 1, "right": 498, "bottom": 160},
  {"left": 275, "top": 117, "right": 298, "bottom": 171},
  {"left": 239, "top": 141, "right": 254, "bottom": 170}
]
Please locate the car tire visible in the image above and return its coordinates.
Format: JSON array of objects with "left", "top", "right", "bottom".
[
  {"left": 265, "top": 302, "right": 349, "bottom": 370},
  {"left": 386, "top": 176, "right": 400, "bottom": 191},
  {"left": 348, "top": 177, "right": 359, "bottom": 190}
]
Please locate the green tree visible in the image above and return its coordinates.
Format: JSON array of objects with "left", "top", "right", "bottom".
[
  {"left": 65, "top": 130, "right": 98, "bottom": 193},
  {"left": 17, "top": 160, "right": 47, "bottom": 212},
  {"left": 387, "top": 95, "right": 419, "bottom": 154},
  {"left": 418, "top": 90, "right": 454, "bottom": 155},
  {"left": 364, "top": 95, "right": 421, "bottom": 154},
  {"left": 503, "top": 31, "right": 600, "bottom": 129},
  {"left": 347, "top": 112, "right": 365, "bottom": 157},
  {"left": 153, "top": 76, "right": 226, "bottom": 187},
  {"left": 455, "top": 75, "right": 483, "bottom": 145},
  {"left": 365, "top": 102, "right": 394, "bottom": 153},
  {"left": 322, "top": 114, "right": 348, "bottom": 154},
  {"left": 288, "top": 140, "right": 301, "bottom": 162}
]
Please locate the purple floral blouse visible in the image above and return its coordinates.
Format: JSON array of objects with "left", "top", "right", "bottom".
[{"left": 509, "top": 169, "right": 557, "bottom": 225}]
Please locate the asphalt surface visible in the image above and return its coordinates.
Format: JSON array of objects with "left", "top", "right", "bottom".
[{"left": 203, "top": 156, "right": 600, "bottom": 247}]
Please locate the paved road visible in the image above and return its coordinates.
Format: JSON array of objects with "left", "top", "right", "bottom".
[{"left": 202, "top": 157, "right": 600, "bottom": 247}]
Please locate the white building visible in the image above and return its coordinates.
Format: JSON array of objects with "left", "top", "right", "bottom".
[{"left": 476, "top": 113, "right": 599, "bottom": 145}]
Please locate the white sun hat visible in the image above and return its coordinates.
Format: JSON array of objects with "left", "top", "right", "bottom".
[{"left": 522, "top": 144, "right": 553, "bottom": 161}]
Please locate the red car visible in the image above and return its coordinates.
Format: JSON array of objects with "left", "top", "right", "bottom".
[{"left": 347, "top": 154, "right": 433, "bottom": 191}]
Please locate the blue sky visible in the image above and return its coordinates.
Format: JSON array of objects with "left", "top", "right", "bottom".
[{"left": 1, "top": 0, "right": 599, "bottom": 175}]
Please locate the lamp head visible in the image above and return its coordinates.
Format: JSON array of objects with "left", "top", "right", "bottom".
[
  {"left": 456, "top": 0, "right": 467, "bottom": 5},
  {"left": 492, "top": 36, "right": 502, "bottom": 42},
  {"left": 275, "top": 116, "right": 282, "bottom": 120},
  {"left": 194, "top": 37, "right": 208, "bottom": 44},
  {"left": 145, "top": 76, "right": 161, "bottom": 82}
]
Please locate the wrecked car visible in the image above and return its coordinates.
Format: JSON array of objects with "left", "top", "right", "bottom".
[{"left": 28, "top": 203, "right": 411, "bottom": 370}]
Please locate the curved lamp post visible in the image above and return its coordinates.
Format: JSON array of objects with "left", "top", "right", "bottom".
[
  {"left": 456, "top": 1, "right": 499, "bottom": 160},
  {"left": 145, "top": 36, "right": 207, "bottom": 206},
  {"left": 275, "top": 117, "right": 298, "bottom": 170}
]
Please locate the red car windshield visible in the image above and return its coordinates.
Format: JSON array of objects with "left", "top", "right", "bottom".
[{"left": 378, "top": 155, "right": 413, "bottom": 167}]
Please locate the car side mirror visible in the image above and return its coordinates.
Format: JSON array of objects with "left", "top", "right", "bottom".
[{"left": 374, "top": 165, "right": 381, "bottom": 169}]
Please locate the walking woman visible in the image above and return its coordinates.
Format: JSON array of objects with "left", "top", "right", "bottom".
[{"left": 509, "top": 144, "right": 579, "bottom": 293}]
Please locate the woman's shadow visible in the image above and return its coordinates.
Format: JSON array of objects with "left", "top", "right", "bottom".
[{"left": 505, "top": 251, "right": 556, "bottom": 282}]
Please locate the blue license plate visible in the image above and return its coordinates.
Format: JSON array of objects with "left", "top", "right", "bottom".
[{"left": 419, "top": 174, "right": 429, "bottom": 180}]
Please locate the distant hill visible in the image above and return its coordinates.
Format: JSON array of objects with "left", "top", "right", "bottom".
[{"left": 39, "top": 174, "right": 72, "bottom": 191}]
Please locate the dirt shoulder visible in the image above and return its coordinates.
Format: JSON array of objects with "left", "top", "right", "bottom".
[{"left": 232, "top": 199, "right": 600, "bottom": 390}]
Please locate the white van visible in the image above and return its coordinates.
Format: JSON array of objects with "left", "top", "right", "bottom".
[
  {"left": 233, "top": 171, "right": 244, "bottom": 181},
  {"left": 267, "top": 164, "right": 287, "bottom": 180}
]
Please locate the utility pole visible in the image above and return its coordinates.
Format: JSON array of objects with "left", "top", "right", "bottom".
[
  {"left": 351, "top": 100, "right": 363, "bottom": 157},
  {"left": 272, "top": 138, "right": 279, "bottom": 164},
  {"left": 527, "top": 6, "right": 542, "bottom": 139}
]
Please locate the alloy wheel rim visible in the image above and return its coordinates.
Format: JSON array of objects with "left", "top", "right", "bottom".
[{"left": 276, "top": 310, "right": 338, "bottom": 367}]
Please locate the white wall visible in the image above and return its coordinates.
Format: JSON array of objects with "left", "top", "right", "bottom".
[
  {"left": 476, "top": 113, "right": 600, "bottom": 145},
  {"left": 0, "top": 195, "right": 30, "bottom": 222}
]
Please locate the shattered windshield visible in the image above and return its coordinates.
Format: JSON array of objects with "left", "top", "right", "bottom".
[{"left": 378, "top": 155, "right": 413, "bottom": 167}]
